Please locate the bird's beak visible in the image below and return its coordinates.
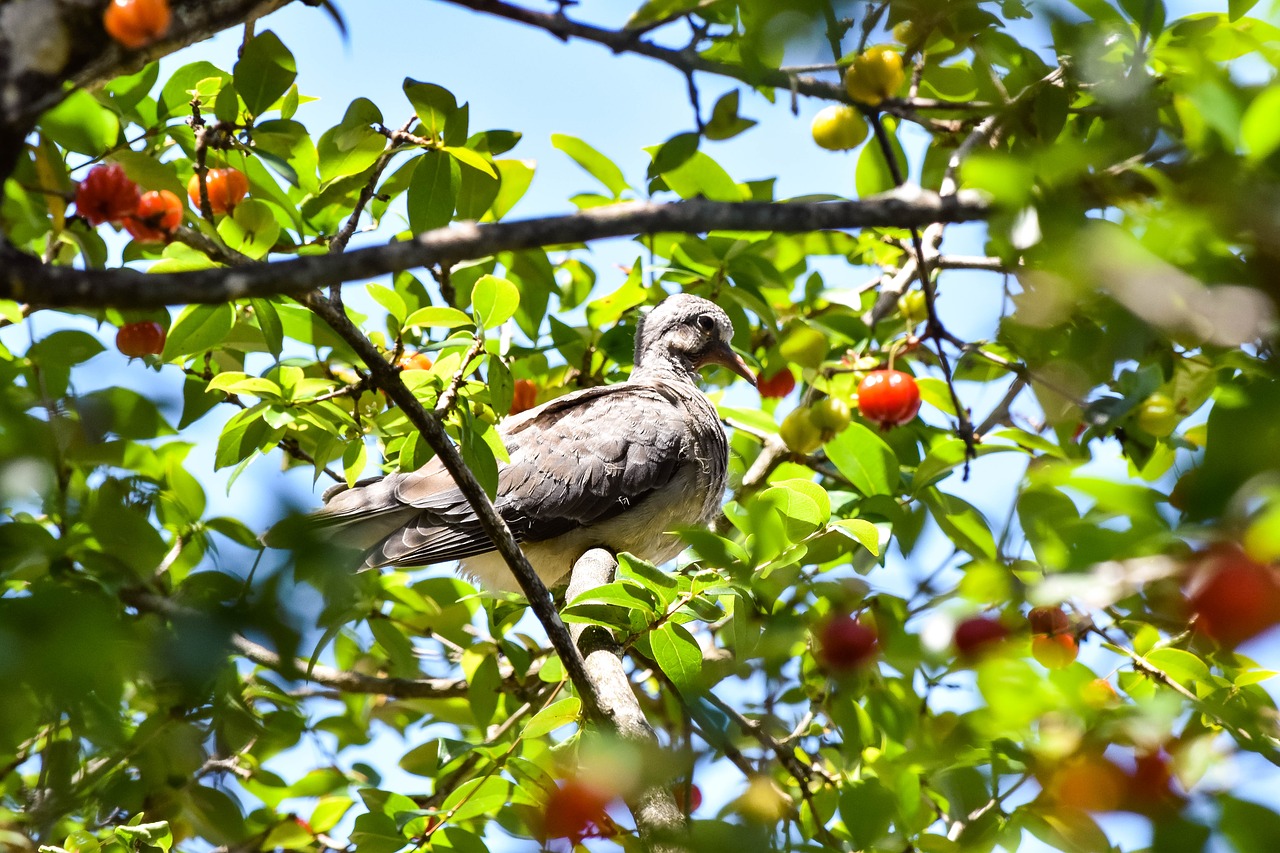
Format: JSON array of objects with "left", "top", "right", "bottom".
[{"left": 706, "top": 341, "right": 757, "bottom": 387}]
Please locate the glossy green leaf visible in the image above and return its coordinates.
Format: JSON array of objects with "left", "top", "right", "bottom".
[{"left": 234, "top": 30, "right": 297, "bottom": 116}]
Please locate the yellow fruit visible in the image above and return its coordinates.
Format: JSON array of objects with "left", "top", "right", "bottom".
[
  {"left": 780, "top": 408, "right": 824, "bottom": 455},
  {"left": 735, "top": 776, "right": 791, "bottom": 824},
  {"left": 1136, "top": 392, "right": 1179, "bottom": 437},
  {"left": 844, "top": 46, "right": 906, "bottom": 106},
  {"left": 810, "top": 105, "right": 869, "bottom": 151}
]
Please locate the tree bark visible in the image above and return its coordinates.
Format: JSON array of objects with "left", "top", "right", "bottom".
[{"left": 567, "top": 548, "right": 687, "bottom": 853}]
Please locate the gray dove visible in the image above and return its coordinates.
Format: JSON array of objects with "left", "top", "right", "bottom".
[{"left": 295, "top": 294, "right": 755, "bottom": 592}]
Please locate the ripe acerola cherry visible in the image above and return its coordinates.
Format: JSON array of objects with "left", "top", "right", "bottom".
[
  {"left": 757, "top": 367, "right": 796, "bottom": 399},
  {"left": 1028, "top": 606, "right": 1070, "bottom": 635},
  {"left": 816, "top": 613, "right": 877, "bottom": 672},
  {"left": 122, "top": 190, "right": 183, "bottom": 242},
  {"left": 116, "top": 321, "right": 166, "bottom": 357},
  {"left": 1125, "top": 752, "right": 1181, "bottom": 814},
  {"left": 103, "top": 0, "right": 171, "bottom": 50},
  {"left": 540, "top": 779, "right": 614, "bottom": 844},
  {"left": 953, "top": 616, "right": 1011, "bottom": 661},
  {"left": 1187, "top": 545, "right": 1280, "bottom": 648},
  {"left": 857, "top": 369, "right": 921, "bottom": 429},
  {"left": 188, "top": 167, "right": 250, "bottom": 215},
  {"left": 672, "top": 783, "right": 703, "bottom": 812},
  {"left": 1042, "top": 753, "right": 1128, "bottom": 813},
  {"left": 76, "top": 163, "right": 141, "bottom": 226},
  {"left": 398, "top": 352, "right": 433, "bottom": 371},
  {"left": 1032, "top": 633, "right": 1078, "bottom": 669},
  {"left": 510, "top": 378, "right": 538, "bottom": 415}
]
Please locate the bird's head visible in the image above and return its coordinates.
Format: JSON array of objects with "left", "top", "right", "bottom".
[{"left": 634, "top": 294, "right": 756, "bottom": 386}]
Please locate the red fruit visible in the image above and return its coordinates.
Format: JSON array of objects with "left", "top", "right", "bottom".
[
  {"left": 857, "top": 369, "right": 921, "bottom": 428},
  {"left": 816, "top": 614, "right": 878, "bottom": 672},
  {"left": 510, "top": 378, "right": 538, "bottom": 415},
  {"left": 188, "top": 168, "right": 249, "bottom": 215},
  {"left": 540, "top": 779, "right": 614, "bottom": 844},
  {"left": 116, "top": 321, "right": 165, "bottom": 357},
  {"left": 1187, "top": 545, "right": 1280, "bottom": 648},
  {"left": 1125, "top": 752, "right": 1180, "bottom": 813},
  {"left": 758, "top": 368, "right": 797, "bottom": 399},
  {"left": 1032, "top": 633, "right": 1078, "bottom": 669},
  {"left": 398, "top": 352, "right": 433, "bottom": 371},
  {"left": 75, "top": 164, "right": 140, "bottom": 226},
  {"left": 1027, "top": 606, "right": 1071, "bottom": 635},
  {"left": 673, "top": 783, "right": 703, "bottom": 812},
  {"left": 953, "top": 616, "right": 1011, "bottom": 661},
  {"left": 1043, "top": 754, "right": 1127, "bottom": 812},
  {"left": 122, "top": 190, "right": 182, "bottom": 242},
  {"left": 103, "top": 0, "right": 171, "bottom": 49}
]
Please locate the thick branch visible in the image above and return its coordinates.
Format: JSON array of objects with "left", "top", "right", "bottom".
[
  {"left": 0, "top": 192, "right": 990, "bottom": 309},
  {"left": 566, "top": 548, "right": 686, "bottom": 853},
  {"left": 0, "top": 0, "right": 296, "bottom": 177}
]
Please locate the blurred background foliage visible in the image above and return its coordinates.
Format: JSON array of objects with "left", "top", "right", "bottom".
[{"left": 3, "top": 0, "right": 1280, "bottom": 850}]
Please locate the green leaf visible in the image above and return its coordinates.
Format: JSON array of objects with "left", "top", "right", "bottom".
[
  {"left": 1220, "top": 797, "right": 1280, "bottom": 853},
  {"left": 163, "top": 304, "right": 235, "bottom": 359},
  {"left": 655, "top": 150, "right": 745, "bottom": 202},
  {"left": 234, "top": 30, "right": 297, "bottom": 116},
  {"left": 491, "top": 159, "right": 535, "bottom": 220},
  {"left": 216, "top": 199, "right": 281, "bottom": 259},
  {"left": 250, "top": 298, "right": 284, "bottom": 357},
  {"left": 1143, "top": 648, "right": 1210, "bottom": 693},
  {"left": 158, "top": 61, "right": 231, "bottom": 119},
  {"left": 406, "top": 150, "right": 459, "bottom": 234},
  {"left": 316, "top": 99, "right": 385, "bottom": 185},
  {"left": 922, "top": 489, "right": 997, "bottom": 559},
  {"left": 650, "top": 622, "right": 703, "bottom": 694},
  {"left": 40, "top": 90, "right": 119, "bottom": 156},
  {"left": 114, "top": 822, "right": 172, "bottom": 852},
  {"left": 523, "top": 697, "right": 582, "bottom": 738},
  {"left": 1242, "top": 86, "right": 1280, "bottom": 161},
  {"left": 439, "top": 776, "right": 511, "bottom": 822},
  {"left": 825, "top": 423, "right": 900, "bottom": 496},
  {"left": 443, "top": 146, "right": 496, "bottom": 178},
  {"left": 703, "top": 89, "right": 757, "bottom": 141},
  {"left": 403, "top": 306, "right": 475, "bottom": 329},
  {"left": 470, "top": 274, "right": 520, "bottom": 328},
  {"left": 551, "top": 133, "right": 630, "bottom": 197},
  {"left": 403, "top": 79, "right": 457, "bottom": 142},
  {"left": 855, "top": 127, "right": 908, "bottom": 197},
  {"left": 831, "top": 518, "right": 881, "bottom": 555},
  {"left": 1228, "top": 0, "right": 1261, "bottom": 19}
]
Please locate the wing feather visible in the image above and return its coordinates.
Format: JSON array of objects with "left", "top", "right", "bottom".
[{"left": 357, "top": 381, "right": 697, "bottom": 569}]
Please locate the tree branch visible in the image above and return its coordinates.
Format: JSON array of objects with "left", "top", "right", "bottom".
[
  {"left": 565, "top": 548, "right": 686, "bottom": 853},
  {"left": 0, "top": 0, "right": 298, "bottom": 177},
  {"left": 0, "top": 192, "right": 990, "bottom": 309}
]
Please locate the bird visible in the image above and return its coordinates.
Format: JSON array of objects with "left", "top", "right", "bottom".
[{"left": 285, "top": 293, "right": 756, "bottom": 592}]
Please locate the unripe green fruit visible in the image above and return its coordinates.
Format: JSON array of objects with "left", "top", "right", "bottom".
[
  {"left": 810, "top": 397, "right": 852, "bottom": 432},
  {"left": 780, "top": 408, "right": 824, "bottom": 454}
]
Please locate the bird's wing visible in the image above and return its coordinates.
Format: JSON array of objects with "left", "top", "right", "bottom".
[{"left": 363, "top": 382, "right": 697, "bottom": 568}]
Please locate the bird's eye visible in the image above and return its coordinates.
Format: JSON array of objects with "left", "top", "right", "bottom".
[{"left": 695, "top": 314, "right": 716, "bottom": 334}]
